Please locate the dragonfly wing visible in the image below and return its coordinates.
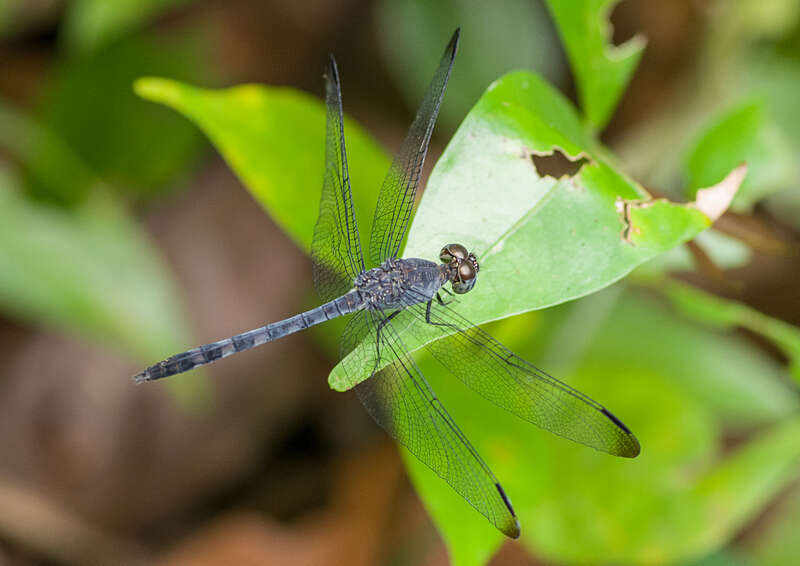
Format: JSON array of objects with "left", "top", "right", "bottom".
[
  {"left": 311, "top": 56, "right": 365, "bottom": 302},
  {"left": 367, "top": 29, "right": 459, "bottom": 266},
  {"left": 406, "top": 301, "right": 641, "bottom": 458},
  {"left": 355, "top": 309, "right": 520, "bottom": 538}
]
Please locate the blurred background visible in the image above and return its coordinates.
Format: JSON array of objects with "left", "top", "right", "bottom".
[{"left": 1, "top": 0, "right": 800, "bottom": 564}]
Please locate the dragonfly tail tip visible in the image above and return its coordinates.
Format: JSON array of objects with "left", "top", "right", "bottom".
[{"left": 132, "top": 371, "right": 150, "bottom": 384}]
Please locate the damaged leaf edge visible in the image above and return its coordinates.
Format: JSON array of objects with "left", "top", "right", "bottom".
[
  {"left": 615, "top": 164, "right": 746, "bottom": 244},
  {"left": 690, "top": 164, "right": 747, "bottom": 222}
]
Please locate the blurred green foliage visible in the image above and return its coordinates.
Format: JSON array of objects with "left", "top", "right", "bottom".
[
  {"left": 0, "top": 0, "right": 211, "bottom": 403},
  {"left": 62, "top": 0, "right": 194, "bottom": 53},
  {"left": 0, "top": 167, "right": 192, "bottom": 365},
  {"left": 654, "top": 280, "right": 800, "bottom": 383},
  {"left": 747, "top": 488, "right": 800, "bottom": 566},
  {"left": 376, "top": 0, "right": 565, "bottom": 131},
  {"left": 685, "top": 100, "right": 798, "bottom": 211},
  {"left": 28, "top": 32, "right": 207, "bottom": 205}
]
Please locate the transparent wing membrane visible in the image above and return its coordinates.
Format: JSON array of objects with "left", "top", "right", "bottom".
[
  {"left": 368, "top": 29, "right": 460, "bottom": 266},
  {"left": 311, "top": 55, "right": 365, "bottom": 302},
  {"left": 353, "top": 310, "right": 520, "bottom": 538},
  {"left": 399, "top": 296, "right": 640, "bottom": 458}
]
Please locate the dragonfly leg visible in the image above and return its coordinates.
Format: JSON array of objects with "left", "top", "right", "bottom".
[
  {"left": 435, "top": 291, "right": 455, "bottom": 307},
  {"left": 426, "top": 299, "right": 455, "bottom": 326}
]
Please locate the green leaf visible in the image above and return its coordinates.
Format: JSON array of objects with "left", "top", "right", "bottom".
[
  {"left": 134, "top": 77, "right": 391, "bottom": 254},
  {"left": 62, "top": 0, "right": 194, "bottom": 53},
  {"left": 544, "top": 0, "right": 645, "bottom": 131},
  {"left": 376, "top": 0, "right": 564, "bottom": 130},
  {"left": 330, "top": 71, "right": 741, "bottom": 391},
  {"left": 685, "top": 100, "right": 799, "bottom": 211},
  {"left": 407, "top": 290, "right": 800, "bottom": 564}
]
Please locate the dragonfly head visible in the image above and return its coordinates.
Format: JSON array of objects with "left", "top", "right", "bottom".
[{"left": 439, "top": 243, "right": 479, "bottom": 294}]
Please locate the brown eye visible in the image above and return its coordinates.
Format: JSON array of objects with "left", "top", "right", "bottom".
[
  {"left": 449, "top": 244, "right": 468, "bottom": 260},
  {"left": 458, "top": 262, "right": 476, "bottom": 281},
  {"left": 452, "top": 266, "right": 477, "bottom": 293},
  {"left": 440, "top": 243, "right": 468, "bottom": 263}
]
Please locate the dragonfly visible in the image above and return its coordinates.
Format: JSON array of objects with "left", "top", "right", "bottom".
[{"left": 134, "top": 28, "right": 640, "bottom": 538}]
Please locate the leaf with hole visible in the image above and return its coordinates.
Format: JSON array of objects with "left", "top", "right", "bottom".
[{"left": 330, "top": 71, "right": 742, "bottom": 390}]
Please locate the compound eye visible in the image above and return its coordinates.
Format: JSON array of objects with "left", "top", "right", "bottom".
[
  {"left": 440, "top": 243, "right": 468, "bottom": 263},
  {"left": 452, "top": 277, "right": 476, "bottom": 294},
  {"left": 452, "top": 261, "right": 477, "bottom": 294},
  {"left": 449, "top": 244, "right": 468, "bottom": 260},
  {"left": 458, "top": 261, "right": 476, "bottom": 281}
]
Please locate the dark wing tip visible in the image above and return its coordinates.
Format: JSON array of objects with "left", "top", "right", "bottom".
[
  {"left": 600, "top": 407, "right": 631, "bottom": 434},
  {"left": 601, "top": 408, "right": 641, "bottom": 458},
  {"left": 495, "top": 483, "right": 521, "bottom": 539},
  {"left": 624, "top": 435, "right": 642, "bottom": 458},
  {"left": 447, "top": 28, "right": 461, "bottom": 60},
  {"left": 326, "top": 54, "right": 340, "bottom": 84}
]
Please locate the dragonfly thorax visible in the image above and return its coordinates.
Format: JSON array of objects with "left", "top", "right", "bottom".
[{"left": 354, "top": 258, "right": 446, "bottom": 310}]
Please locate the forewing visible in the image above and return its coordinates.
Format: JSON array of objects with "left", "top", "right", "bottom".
[
  {"left": 354, "top": 310, "right": 520, "bottom": 538},
  {"left": 405, "top": 301, "right": 641, "bottom": 458},
  {"left": 368, "top": 29, "right": 460, "bottom": 266},
  {"left": 311, "top": 56, "right": 364, "bottom": 302}
]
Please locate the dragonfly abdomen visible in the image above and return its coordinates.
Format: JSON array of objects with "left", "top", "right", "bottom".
[{"left": 134, "top": 291, "right": 361, "bottom": 382}]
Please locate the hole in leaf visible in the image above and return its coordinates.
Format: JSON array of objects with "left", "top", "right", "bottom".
[
  {"left": 608, "top": 0, "right": 638, "bottom": 47},
  {"left": 530, "top": 148, "right": 588, "bottom": 179}
]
